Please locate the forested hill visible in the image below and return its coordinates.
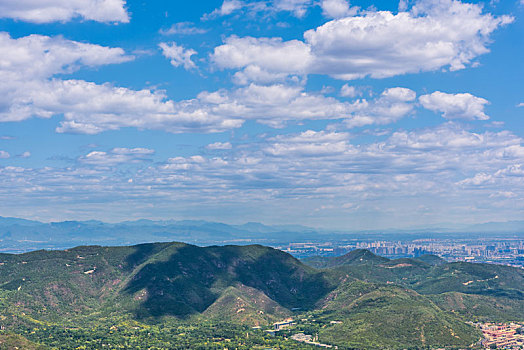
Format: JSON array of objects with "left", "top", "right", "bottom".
[{"left": 0, "top": 242, "right": 522, "bottom": 349}]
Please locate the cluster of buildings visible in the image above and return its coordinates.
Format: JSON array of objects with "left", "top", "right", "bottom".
[
  {"left": 477, "top": 322, "right": 524, "bottom": 349},
  {"left": 290, "top": 333, "right": 334, "bottom": 348},
  {"left": 278, "top": 238, "right": 524, "bottom": 267}
]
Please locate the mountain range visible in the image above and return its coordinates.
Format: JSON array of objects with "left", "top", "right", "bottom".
[
  {"left": 1, "top": 216, "right": 523, "bottom": 253},
  {"left": 0, "top": 242, "right": 522, "bottom": 349}
]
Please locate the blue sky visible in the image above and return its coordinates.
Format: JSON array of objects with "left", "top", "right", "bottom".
[{"left": 0, "top": 0, "right": 522, "bottom": 230}]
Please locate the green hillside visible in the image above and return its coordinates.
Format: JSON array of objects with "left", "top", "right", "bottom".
[
  {"left": 414, "top": 254, "right": 447, "bottom": 266},
  {"left": 200, "top": 284, "right": 291, "bottom": 325},
  {"left": 0, "top": 333, "right": 47, "bottom": 350},
  {"left": 316, "top": 281, "right": 480, "bottom": 349},
  {"left": 430, "top": 292, "right": 524, "bottom": 322},
  {"left": 0, "top": 244, "right": 522, "bottom": 349},
  {"left": 302, "top": 248, "right": 389, "bottom": 268},
  {"left": 409, "top": 261, "right": 524, "bottom": 298}
]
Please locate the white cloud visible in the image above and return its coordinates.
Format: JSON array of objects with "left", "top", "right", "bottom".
[
  {"left": 0, "top": 33, "right": 239, "bottom": 134},
  {"left": 212, "top": 0, "right": 512, "bottom": 81},
  {"left": 159, "top": 22, "right": 208, "bottom": 35},
  {"left": 495, "top": 164, "right": 524, "bottom": 177},
  {"left": 196, "top": 83, "right": 353, "bottom": 128},
  {"left": 51, "top": 80, "right": 243, "bottom": 134},
  {"left": 388, "top": 124, "right": 520, "bottom": 151},
  {"left": 342, "top": 87, "right": 416, "bottom": 128},
  {"left": 517, "top": 102, "right": 524, "bottom": 107},
  {"left": 217, "top": 0, "right": 244, "bottom": 15},
  {"left": 0, "top": 33, "right": 133, "bottom": 122},
  {"left": 19, "top": 151, "right": 31, "bottom": 158},
  {"left": 204, "top": 0, "right": 360, "bottom": 20},
  {"left": 51, "top": 83, "right": 415, "bottom": 134},
  {"left": 206, "top": 142, "right": 233, "bottom": 150},
  {"left": 0, "top": 32, "right": 131, "bottom": 82},
  {"left": 273, "top": 0, "right": 312, "bottom": 17},
  {"left": 340, "top": 84, "right": 358, "bottom": 98},
  {"left": 79, "top": 147, "right": 154, "bottom": 166},
  {"left": 203, "top": 0, "right": 314, "bottom": 19},
  {"left": 212, "top": 36, "right": 312, "bottom": 77},
  {"left": 265, "top": 130, "right": 351, "bottom": 156},
  {"left": 489, "top": 191, "right": 517, "bottom": 198},
  {"left": 320, "top": 0, "right": 357, "bottom": 19},
  {"left": 159, "top": 42, "right": 197, "bottom": 70},
  {"left": 203, "top": 0, "right": 244, "bottom": 19},
  {"left": 0, "top": 151, "right": 9, "bottom": 159},
  {"left": 419, "top": 91, "right": 489, "bottom": 120},
  {"left": 0, "top": 0, "right": 129, "bottom": 23},
  {"left": 458, "top": 173, "right": 494, "bottom": 186},
  {"left": 0, "top": 33, "right": 498, "bottom": 137},
  {"left": 232, "top": 65, "right": 292, "bottom": 85}
]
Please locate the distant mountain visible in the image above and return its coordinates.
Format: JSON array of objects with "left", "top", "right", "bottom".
[
  {"left": 0, "top": 216, "right": 42, "bottom": 226},
  {"left": 0, "top": 216, "right": 523, "bottom": 254},
  {"left": 0, "top": 218, "right": 326, "bottom": 253},
  {"left": 461, "top": 220, "right": 524, "bottom": 233}
]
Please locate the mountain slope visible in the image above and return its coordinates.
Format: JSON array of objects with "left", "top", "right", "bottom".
[
  {"left": 201, "top": 284, "right": 291, "bottom": 325},
  {"left": 1, "top": 242, "right": 522, "bottom": 349},
  {"left": 316, "top": 281, "right": 480, "bottom": 349},
  {"left": 302, "top": 249, "right": 389, "bottom": 268},
  {"left": 0, "top": 242, "right": 334, "bottom": 322}
]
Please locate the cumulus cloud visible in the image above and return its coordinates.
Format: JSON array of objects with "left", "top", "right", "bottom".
[
  {"left": 458, "top": 173, "right": 494, "bottom": 186},
  {"left": 206, "top": 142, "right": 233, "bottom": 150},
  {"left": 0, "top": 33, "right": 237, "bottom": 134},
  {"left": 495, "top": 164, "right": 524, "bottom": 177},
  {"left": 0, "top": 32, "right": 131, "bottom": 82},
  {"left": 273, "top": 0, "right": 312, "bottom": 17},
  {"left": 0, "top": 32, "right": 132, "bottom": 122},
  {"left": 19, "top": 151, "right": 31, "bottom": 158},
  {"left": 320, "top": 0, "right": 358, "bottom": 19},
  {"left": 212, "top": 36, "right": 312, "bottom": 78},
  {"left": 419, "top": 91, "right": 489, "bottom": 120},
  {"left": 159, "top": 22, "right": 208, "bottom": 35},
  {"left": 341, "top": 87, "right": 416, "bottom": 128},
  {"left": 340, "top": 84, "right": 358, "bottom": 98},
  {"left": 203, "top": 0, "right": 244, "bottom": 19},
  {"left": 203, "top": 0, "right": 314, "bottom": 19},
  {"left": 196, "top": 83, "right": 354, "bottom": 128},
  {"left": 51, "top": 80, "right": 243, "bottom": 134},
  {"left": 0, "top": 31, "right": 498, "bottom": 138},
  {"left": 0, "top": 151, "right": 9, "bottom": 159},
  {"left": 265, "top": 130, "right": 350, "bottom": 156},
  {"left": 159, "top": 42, "right": 197, "bottom": 70},
  {"left": 79, "top": 147, "right": 154, "bottom": 166},
  {"left": 212, "top": 0, "right": 512, "bottom": 81},
  {"left": 2, "top": 45, "right": 417, "bottom": 137},
  {"left": 0, "top": 0, "right": 129, "bottom": 23}
]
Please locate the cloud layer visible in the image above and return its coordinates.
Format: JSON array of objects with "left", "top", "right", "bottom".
[
  {"left": 0, "top": 0, "right": 129, "bottom": 23},
  {"left": 1, "top": 123, "right": 522, "bottom": 224}
]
